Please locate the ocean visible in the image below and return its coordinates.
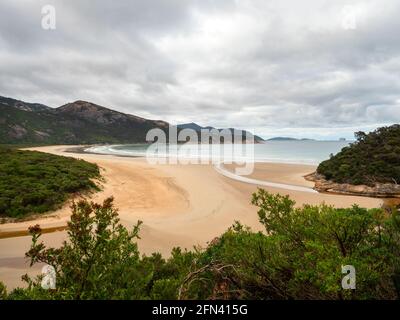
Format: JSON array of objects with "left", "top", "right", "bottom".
[{"left": 86, "top": 140, "right": 351, "bottom": 165}]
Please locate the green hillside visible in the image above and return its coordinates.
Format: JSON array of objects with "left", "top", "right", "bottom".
[
  {"left": 0, "top": 147, "right": 100, "bottom": 218},
  {"left": 317, "top": 125, "right": 400, "bottom": 185},
  {"left": 1, "top": 96, "right": 268, "bottom": 145},
  {"left": 0, "top": 104, "right": 72, "bottom": 144},
  {"left": 0, "top": 96, "right": 169, "bottom": 145}
]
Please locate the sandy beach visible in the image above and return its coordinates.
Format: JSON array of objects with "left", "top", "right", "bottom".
[{"left": 0, "top": 145, "right": 383, "bottom": 289}]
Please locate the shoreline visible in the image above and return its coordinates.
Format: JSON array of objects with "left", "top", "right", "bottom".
[
  {"left": 0, "top": 145, "right": 384, "bottom": 289},
  {"left": 215, "top": 163, "right": 318, "bottom": 194},
  {"left": 83, "top": 144, "right": 325, "bottom": 166},
  {"left": 0, "top": 145, "right": 386, "bottom": 239},
  {"left": 69, "top": 145, "right": 398, "bottom": 200},
  {"left": 305, "top": 172, "right": 400, "bottom": 199}
]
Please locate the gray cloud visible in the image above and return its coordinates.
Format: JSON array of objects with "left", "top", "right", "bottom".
[{"left": 0, "top": 0, "right": 399, "bottom": 139}]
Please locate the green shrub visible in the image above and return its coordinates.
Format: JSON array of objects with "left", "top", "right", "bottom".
[
  {"left": 0, "top": 147, "right": 100, "bottom": 218},
  {"left": 4, "top": 191, "right": 400, "bottom": 300},
  {"left": 180, "top": 190, "right": 400, "bottom": 300}
]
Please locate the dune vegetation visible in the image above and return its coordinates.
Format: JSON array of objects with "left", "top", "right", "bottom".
[
  {"left": 0, "top": 147, "right": 100, "bottom": 218},
  {"left": 1, "top": 190, "right": 399, "bottom": 300}
]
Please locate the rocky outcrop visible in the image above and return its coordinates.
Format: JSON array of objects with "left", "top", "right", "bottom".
[
  {"left": 0, "top": 96, "right": 51, "bottom": 112},
  {"left": 8, "top": 124, "right": 27, "bottom": 139},
  {"left": 305, "top": 172, "right": 400, "bottom": 198}
]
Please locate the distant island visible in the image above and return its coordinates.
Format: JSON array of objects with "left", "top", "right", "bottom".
[{"left": 267, "top": 137, "right": 315, "bottom": 141}]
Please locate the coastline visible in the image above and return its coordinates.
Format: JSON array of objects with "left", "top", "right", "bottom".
[
  {"left": 305, "top": 172, "right": 400, "bottom": 198},
  {"left": 0, "top": 145, "right": 384, "bottom": 289}
]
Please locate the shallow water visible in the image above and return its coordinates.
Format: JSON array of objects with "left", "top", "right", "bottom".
[{"left": 87, "top": 140, "right": 351, "bottom": 165}]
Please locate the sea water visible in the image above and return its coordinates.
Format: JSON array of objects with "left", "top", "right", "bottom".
[{"left": 87, "top": 140, "right": 351, "bottom": 165}]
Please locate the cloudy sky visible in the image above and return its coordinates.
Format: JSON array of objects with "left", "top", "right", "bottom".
[{"left": 1, "top": 0, "right": 400, "bottom": 139}]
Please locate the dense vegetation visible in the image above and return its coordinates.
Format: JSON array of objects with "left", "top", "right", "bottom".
[
  {"left": 0, "top": 147, "right": 100, "bottom": 218},
  {"left": 0, "top": 96, "right": 168, "bottom": 145},
  {"left": 317, "top": 125, "right": 400, "bottom": 185},
  {"left": 1, "top": 190, "right": 399, "bottom": 300}
]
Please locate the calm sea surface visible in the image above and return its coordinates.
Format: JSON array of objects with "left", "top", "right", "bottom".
[{"left": 87, "top": 141, "right": 351, "bottom": 165}]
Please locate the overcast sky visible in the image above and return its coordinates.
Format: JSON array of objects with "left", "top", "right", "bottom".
[{"left": 1, "top": 0, "right": 399, "bottom": 139}]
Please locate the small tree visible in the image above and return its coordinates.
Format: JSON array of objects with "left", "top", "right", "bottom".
[
  {"left": 252, "top": 189, "right": 400, "bottom": 299},
  {"left": 17, "top": 197, "right": 148, "bottom": 299}
]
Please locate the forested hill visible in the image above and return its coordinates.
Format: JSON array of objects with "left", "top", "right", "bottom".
[
  {"left": 317, "top": 125, "right": 400, "bottom": 186},
  {"left": 0, "top": 96, "right": 168, "bottom": 145},
  {"left": 0, "top": 96, "right": 264, "bottom": 145}
]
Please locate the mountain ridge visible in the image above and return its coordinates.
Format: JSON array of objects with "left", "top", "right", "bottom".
[
  {"left": 0, "top": 96, "right": 264, "bottom": 145},
  {"left": 177, "top": 122, "right": 265, "bottom": 143},
  {"left": 0, "top": 96, "right": 53, "bottom": 113},
  {"left": 0, "top": 95, "right": 168, "bottom": 144}
]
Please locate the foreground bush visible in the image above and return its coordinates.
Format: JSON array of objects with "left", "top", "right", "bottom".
[
  {"left": 181, "top": 190, "right": 400, "bottom": 299},
  {"left": 0, "top": 147, "right": 100, "bottom": 218},
  {"left": 5, "top": 197, "right": 195, "bottom": 300},
  {"left": 2, "top": 190, "right": 399, "bottom": 300}
]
